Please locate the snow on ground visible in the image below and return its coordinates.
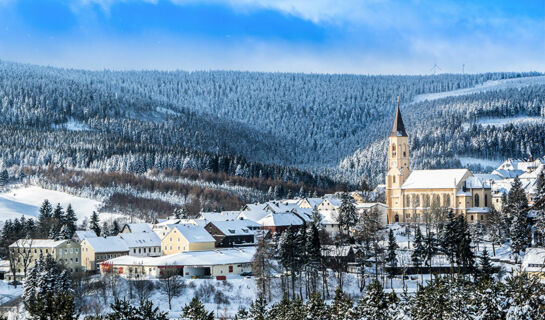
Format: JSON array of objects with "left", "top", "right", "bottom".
[
  {"left": 51, "top": 118, "right": 90, "bottom": 131},
  {"left": 0, "top": 281, "right": 22, "bottom": 305},
  {"left": 413, "top": 76, "right": 545, "bottom": 103},
  {"left": 0, "top": 185, "right": 123, "bottom": 223},
  {"left": 476, "top": 116, "right": 545, "bottom": 127},
  {"left": 458, "top": 156, "right": 503, "bottom": 168}
]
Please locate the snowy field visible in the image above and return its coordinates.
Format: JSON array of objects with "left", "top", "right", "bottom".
[
  {"left": 51, "top": 118, "right": 90, "bottom": 131},
  {"left": 0, "top": 185, "right": 122, "bottom": 223},
  {"left": 475, "top": 116, "right": 545, "bottom": 127},
  {"left": 413, "top": 75, "right": 545, "bottom": 103}
]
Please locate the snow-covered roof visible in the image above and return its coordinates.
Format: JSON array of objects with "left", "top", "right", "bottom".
[
  {"left": 467, "top": 207, "right": 489, "bottom": 213},
  {"left": 123, "top": 223, "right": 153, "bottom": 233},
  {"left": 199, "top": 211, "right": 240, "bottom": 221},
  {"left": 84, "top": 236, "right": 129, "bottom": 253},
  {"left": 299, "top": 198, "right": 323, "bottom": 208},
  {"left": 492, "top": 169, "right": 523, "bottom": 179},
  {"left": 323, "top": 195, "right": 342, "bottom": 207},
  {"left": 402, "top": 169, "right": 470, "bottom": 189},
  {"left": 522, "top": 248, "right": 545, "bottom": 273},
  {"left": 257, "top": 212, "right": 304, "bottom": 227},
  {"left": 264, "top": 201, "right": 299, "bottom": 213},
  {"left": 464, "top": 176, "right": 491, "bottom": 189},
  {"left": 320, "top": 210, "right": 339, "bottom": 225},
  {"left": 119, "top": 232, "right": 161, "bottom": 248},
  {"left": 473, "top": 173, "right": 503, "bottom": 181},
  {"left": 170, "top": 225, "right": 215, "bottom": 243},
  {"left": 355, "top": 202, "right": 388, "bottom": 210},
  {"left": 321, "top": 245, "right": 353, "bottom": 257},
  {"left": 74, "top": 230, "right": 97, "bottom": 240},
  {"left": 237, "top": 209, "right": 269, "bottom": 223},
  {"left": 9, "top": 239, "right": 69, "bottom": 248},
  {"left": 104, "top": 247, "right": 256, "bottom": 267},
  {"left": 242, "top": 203, "right": 267, "bottom": 211},
  {"left": 206, "top": 220, "right": 257, "bottom": 236}
]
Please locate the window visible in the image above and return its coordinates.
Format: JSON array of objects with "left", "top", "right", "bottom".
[
  {"left": 392, "top": 144, "right": 396, "bottom": 156},
  {"left": 484, "top": 194, "right": 488, "bottom": 207},
  {"left": 229, "top": 266, "right": 233, "bottom": 273},
  {"left": 395, "top": 215, "right": 399, "bottom": 223},
  {"left": 474, "top": 194, "right": 480, "bottom": 207},
  {"left": 470, "top": 215, "right": 474, "bottom": 221},
  {"left": 393, "top": 176, "right": 396, "bottom": 183}
]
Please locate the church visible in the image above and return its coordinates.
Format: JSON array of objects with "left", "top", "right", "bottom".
[{"left": 385, "top": 101, "right": 491, "bottom": 224}]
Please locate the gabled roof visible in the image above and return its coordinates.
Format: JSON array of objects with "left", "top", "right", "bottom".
[
  {"left": 206, "top": 220, "right": 256, "bottom": 236},
  {"left": 170, "top": 225, "right": 215, "bottom": 243},
  {"left": 257, "top": 212, "right": 304, "bottom": 227},
  {"left": 84, "top": 236, "right": 129, "bottom": 253},
  {"left": 299, "top": 197, "right": 323, "bottom": 209},
  {"left": 390, "top": 101, "right": 408, "bottom": 137},
  {"left": 74, "top": 230, "right": 97, "bottom": 240},
  {"left": 123, "top": 223, "right": 153, "bottom": 233},
  {"left": 9, "top": 239, "right": 69, "bottom": 248},
  {"left": 199, "top": 211, "right": 240, "bottom": 221},
  {"left": 119, "top": 232, "right": 161, "bottom": 248},
  {"left": 402, "top": 169, "right": 469, "bottom": 189}
]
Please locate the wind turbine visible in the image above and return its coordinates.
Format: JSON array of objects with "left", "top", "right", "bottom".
[{"left": 430, "top": 63, "right": 441, "bottom": 75}]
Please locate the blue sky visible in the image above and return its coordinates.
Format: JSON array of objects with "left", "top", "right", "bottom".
[{"left": 0, "top": 0, "right": 543, "bottom": 74}]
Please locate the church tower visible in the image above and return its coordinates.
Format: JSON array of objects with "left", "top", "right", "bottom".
[{"left": 386, "top": 97, "right": 411, "bottom": 223}]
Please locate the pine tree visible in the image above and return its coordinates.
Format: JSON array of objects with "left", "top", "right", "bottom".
[
  {"left": 507, "top": 176, "right": 530, "bottom": 256},
  {"left": 355, "top": 280, "right": 389, "bottom": 320},
  {"left": 385, "top": 229, "right": 398, "bottom": 286},
  {"left": 63, "top": 204, "right": 78, "bottom": 239},
  {"left": 249, "top": 297, "right": 268, "bottom": 320},
  {"left": 49, "top": 203, "right": 64, "bottom": 240},
  {"left": 182, "top": 296, "right": 214, "bottom": 320},
  {"left": 305, "top": 293, "right": 330, "bottom": 320},
  {"left": 38, "top": 200, "right": 53, "bottom": 237},
  {"left": 136, "top": 299, "right": 168, "bottom": 320},
  {"left": 0, "top": 169, "right": 8, "bottom": 186},
  {"left": 411, "top": 227, "right": 424, "bottom": 282},
  {"left": 338, "top": 192, "right": 357, "bottom": 236},
  {"left": 329, "top": 287, "right": 353, "bottom": 320},
  {"left": 101, "top": 221, "right": 110, "bottom": 237},
  {"left": 90, "top": 211, "right": 101, "bottom": 237},
  {"left": 110, "top": 220, "right": 120, "bottom": 236},
  {"left": 486, "top": 207, "right": 502, "bottom": 255},
  {"left": 478, "top": 247, "right": 494, "bottom": 282},
  {"left": 504, "top": 271, "right": 545, "bottom": 319}
]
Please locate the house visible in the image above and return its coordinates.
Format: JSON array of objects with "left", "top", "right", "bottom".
[
  {"left": 121, "top": 223, "right": 153, "bottom": 234},
  {"left": 73, "top": 230, "right": 98, "bottom": 243},
  {"left": 6, "top": 239, "right": 81, "bottom": 281},
  {"left": 297, "top": 198, "right": 323, "bottom": 210},
  {"left": 152, "top": 219, "right": 203, "bottom": 239},
  {"left": 257, "top": 212, "right": 305, "bottom": 234},
  {"left": 119, "top": 232, "right": 161, "bottom": 257},
  {"left": 161, "top": 225, "right": 216, "bottom": 255},
  {"left": 317, "top": 196, "right": 342, "bottom": 212},
  {"left": 80, "top": 236, "right": 129, "bottom": 272},
  {"left": 204, "top": 220, "right": 258, "bottom": 247},
  {"left": 100, "top": 247, "right": 255, "bottom": 279},
  {"left": 386, "top": 103, "right": 492, "bottom": 224},
  {"left": 356, "top": 203, "right": 389, "bottom": 227},
  {"left": 522, "top": 248, "right": 545, "bottom": 279},
  {"left": 321, "top": 245, "right": 357, "bottom": 266}
]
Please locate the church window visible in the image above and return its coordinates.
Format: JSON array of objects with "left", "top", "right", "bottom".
[
  {"left": 393, "top": 176, "right": 396, "bottom": 183},
  {"left": 470, "top": 215, "right": 474, "bottom": 221},
  {"left": 474, "top": 194, "right": 480, "bottom": 207},
  {"left": 484, "top": 194, "right": 488, "bottom": 207},
  {"left": 424, "top": 194, "right": 430, "bottom": 207},
  {"left": 405, "top": 196, "right": 411, "bottom": 207},
  {"left": 395, "top": 215, "right": 399, "bottom": 223},
  {"left": 392, "top": 144, "right": 396, "bottom": 156},
  {"left": 443, "top": 194, "right": 451, "bottom": 207}
]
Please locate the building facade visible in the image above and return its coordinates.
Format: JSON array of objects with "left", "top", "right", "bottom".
[{"left": 385, "top": 101, "right": 491, "bottom": 224}]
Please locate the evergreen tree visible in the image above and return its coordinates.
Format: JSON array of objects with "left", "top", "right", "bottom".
[
  {"left": 385, "top": 230, "right": 398, "bottom": 285},
  {"left": 338, "top": 192, "right": 357, "bottom": 236},
  {"left": 504, "top": 271, "right": 545, "bottom": 319},
  {"left": 101, "top": 221, "right": 110, "bottom": 237},
  {"left": 49, "top": 203, "right": 64, "bottom": 239},
  {"left": 63, "top": 204, "right": 78, "bottom": 239},
  {"left": 90, "top": 211, "right": 101, "bottom": 237},
  {"left": 38, "top": 200, "right": 53, "bottom": 237},
  {"left": 355, "top": 280, "right": 390, "bottom": 320},
  {"left": 486, "top": 207, "right": 502, "bottom": 255},
  {"left": 110, "top": 220, "right": 120, "bottom": 236},
  {"left": 0, "top": 169, "right": 8, "bottom": 186},
  {"left": 305, "top": 293, "right": 330, "bottom": 320},
  {"left": 278, "top": 228, "right": 296, "bottom": 298},
  {"left": 249, "top": 297, "right": 268, "bottom": 320},
  {"left": 329, "top": 287, "right": 353, "bottom": 320},
  {"left": 477, "top": 247, "right": 494, "bottom": 282},
  {"left": 507, "top": 176, "right": 530, "bottom": 256},
  {"left": 182, "top": 296, "right": 214, "bottom": 320},
  {"left": 411, "top": 227, "right": 424, "bottom": 281}
]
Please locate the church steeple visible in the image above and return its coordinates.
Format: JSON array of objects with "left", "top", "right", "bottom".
[{"left": 390, "top": 96, "right": 408, "bottom": 137}]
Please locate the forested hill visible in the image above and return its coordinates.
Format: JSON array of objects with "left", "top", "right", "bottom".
[{"left": 0, "top": 60, "right": 542, "bottom": 189}]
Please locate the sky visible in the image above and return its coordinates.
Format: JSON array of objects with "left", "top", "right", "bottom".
[{"left": 0, "top": 0, "right": 543, "bottom": 74}]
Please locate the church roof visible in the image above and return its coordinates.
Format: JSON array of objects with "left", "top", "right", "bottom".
[
  {"left": 401, "top": 169, "right": 469, "bottom": 189},
  {"left": 390, "top": 101, "right": 408, "bottom": 137}
]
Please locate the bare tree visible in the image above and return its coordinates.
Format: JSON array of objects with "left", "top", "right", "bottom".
[
  {"left": 8, "top": 238, "right": 34, "bottom": 286},
  {"left": 159, "top": 266, "right": 185, "bottom": 310},
  {"left": 251, "top": 235, "right": 274, "bottom": 301}
]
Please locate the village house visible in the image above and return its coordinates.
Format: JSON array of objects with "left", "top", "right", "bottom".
[
  {"left": 161, "top": 224, "right": 216, "bottom": 255},
  {"left": 80, "top": 236, "right": 129, "bottom": 272},
  {"left": 257, "top": 212, "right": 305, "bottom": 235},
  {"left": 100, "top": 247, "right": 255, "bottom": 280},
  {"left": 297, "top": 197, "right": 323, "bottom": 210},
  {"left": 204, "top": 220, "right": 258, "bottom": 247},
  {"left": 121, "top": 223, "right": 153, "bottom": 234},
  {"left": 119, "top": 232, "right": 162, "bottom": 257},
  {"left": 6, "top": 239, "right": 81, "bottom": 281},
  {"left": 522, "top": 248, "right": 545, "bottom": 279},
  {"left": 72, "top": 230, "right": 97, "bottom": 243}
]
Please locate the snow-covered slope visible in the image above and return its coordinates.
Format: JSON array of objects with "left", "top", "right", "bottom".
[
  {"left": 0, "top": 186, "right": 117, "bottom": 222},
  {"left": 413, "top": 76, "right": 545, "bottom": 103}
]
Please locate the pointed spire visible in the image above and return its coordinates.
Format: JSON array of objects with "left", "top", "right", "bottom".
[{"left": 390, "top": 96, "right": 408, "bottom": 137}]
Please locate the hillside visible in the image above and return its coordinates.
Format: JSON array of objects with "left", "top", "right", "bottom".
[{"left": 0, "top": 60, "right": 544, "bottom": 193}]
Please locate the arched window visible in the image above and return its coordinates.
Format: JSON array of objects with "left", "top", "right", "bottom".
[
  {"left": 413, "top": 194, "right": 420, "bottom": 207},
  {"left": 433, "top": 194, "right": 440, "bottom": 207},
  {"left": 405, "top": 195, "right": 411, "bottom": 207},
  {"left": 403, "top": 144, "right": 407, "bottom": 157},
  {"left": 395, "top": 215, "right": 399, "bottom": 223},
  {"left": 474, "top": 194, "right": 480, "bottom": 207},
  {"left": 484, "top": 194, "right": 488, "bottom": 207},
  {"left": 443, "top": 194, "right": 451, "bottom": 207},
  {"left": 393, "top": 176, "right": 396, "bottom": 183},
  {"left": 392, "top": 144, "right": 397, "bottom": 156},
  {"left": 424, "top": 194, "right": 431, "bottom": 207}
]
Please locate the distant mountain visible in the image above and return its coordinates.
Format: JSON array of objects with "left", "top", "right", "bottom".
[{"left": 0, "top": 60, "right": 543, "bottom": 191}]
